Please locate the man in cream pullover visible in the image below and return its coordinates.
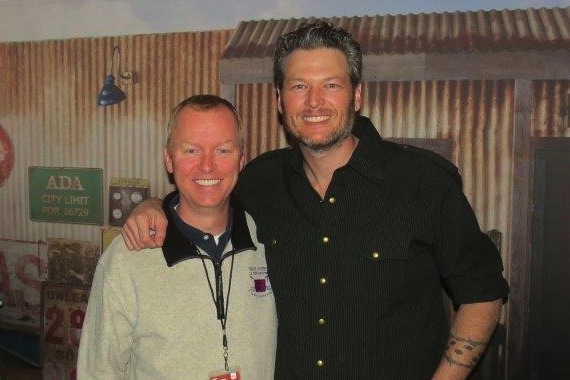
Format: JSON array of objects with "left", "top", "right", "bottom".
[{"left": 77, "top": 95, "right": 277, "bottom": 380}]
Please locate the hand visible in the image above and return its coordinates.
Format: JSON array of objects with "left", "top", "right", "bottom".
[{"left": 121, "top": 198, "right": 167, "bottom": 250}]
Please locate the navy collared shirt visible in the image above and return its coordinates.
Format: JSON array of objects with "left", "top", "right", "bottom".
[{"left": 168, "top": 193, "right": 232, "bottom": 262}]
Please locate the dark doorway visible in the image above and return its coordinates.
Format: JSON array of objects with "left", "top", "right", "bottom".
[{"left": 529, "top": 147, "right": 570, "bottom": 379}]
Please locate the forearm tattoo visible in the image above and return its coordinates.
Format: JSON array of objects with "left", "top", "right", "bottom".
[{"left": 443, "top": 333, "right": 488, "bottom": 369}]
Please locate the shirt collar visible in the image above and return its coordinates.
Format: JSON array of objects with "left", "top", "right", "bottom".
[
  {"left": 168, "top": 193, "right": 232, "bottom": 262},
  {"left": 161, "top": 191, "right": 255, "bottom": 267}
]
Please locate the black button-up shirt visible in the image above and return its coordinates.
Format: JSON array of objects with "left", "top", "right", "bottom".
[{"left": 235, "top": 116, "right": 509, "bottom": 379}]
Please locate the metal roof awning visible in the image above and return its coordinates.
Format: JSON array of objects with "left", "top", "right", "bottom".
[{"left": 220, "top": 6, "right": 570, "bottom": 84}]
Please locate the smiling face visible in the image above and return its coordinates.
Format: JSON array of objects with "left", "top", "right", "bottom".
[
  {"left": 164, "top": 105, "right": 244, "bottom": 217},
  {"left": 277, "top": 48, "right": 362, "bottom": 153}
]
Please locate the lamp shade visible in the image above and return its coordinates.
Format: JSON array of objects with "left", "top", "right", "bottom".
[{"left": 97, "top": 74, "right": 126, "bottom": 106}]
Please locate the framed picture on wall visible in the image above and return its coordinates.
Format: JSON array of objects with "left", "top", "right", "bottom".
[{"left": 40, "top": 281, "right": 90, "bottom": 380}]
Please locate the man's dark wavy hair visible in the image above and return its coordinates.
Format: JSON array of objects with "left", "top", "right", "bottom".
[{"left": 273, "top": 20, "right": 362, "bottom": 90}]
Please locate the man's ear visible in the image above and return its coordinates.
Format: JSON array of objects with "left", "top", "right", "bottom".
[
  {"left": 276, "top": 87, "right": 283, "bottom": 114},
  {"left": 354, "top": 83, "right": 362, "bottom": 112},
  {"left": 239, "top": 151, "right": 246, "bottom": 171},
  {"left": 163, "top": 147, "right": 174, "bottom": 173}
]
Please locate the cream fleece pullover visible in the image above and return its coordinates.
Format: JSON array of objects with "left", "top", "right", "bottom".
[{"left": 77, "top": 212, "right": 277, "bottom": 380}]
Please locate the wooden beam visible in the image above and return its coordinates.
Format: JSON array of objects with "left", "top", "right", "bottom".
[
  {"left": 221, "top": 50, "right": 570, "bottom": 84},
  {"left": 506, "top": 79, "right": 532, "bottom": 379},
  {"left": 426, "top": 51, "right": 570, "bottom": 80},
  {"left": 220, "top": 57, "right": 273, "bottom": 84}
]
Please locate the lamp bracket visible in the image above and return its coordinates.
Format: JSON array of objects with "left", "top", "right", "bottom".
[
  {"left": 109, "top": 46, "right": 137, "bottom": 85},
  {"left": 119, "top": 71, "right": 136, "bottom": 85}
]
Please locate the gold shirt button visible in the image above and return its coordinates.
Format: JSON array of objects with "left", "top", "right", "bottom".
[
  {"left": 316, "top": 360, "right": 324, "bottom": 367},
  {"left": 319, "top": 277, "right": 327, "bottom": 285},
  {"left": 322, "top": 236, "right": 329, "bottom": 244},
  {"left": 271, "top": 239, "right": 277, "bottom": 246},
  {"left": 372, "top": 251, "right": 380, "bottom": 259},
  {"left": 318, "top": 318, "right": 325, "bottom": 325},
  {"left": 328, "top": 197, "right": 336, "bottom": 204}
]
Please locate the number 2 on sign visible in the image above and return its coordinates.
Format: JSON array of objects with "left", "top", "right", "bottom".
[{"left": 45, "top": 305, "right": 86, "bottom": 346}]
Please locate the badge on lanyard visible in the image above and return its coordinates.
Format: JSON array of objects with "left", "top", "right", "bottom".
[{"left": 209, "top": 368, "right": 242, "bottom": 380}]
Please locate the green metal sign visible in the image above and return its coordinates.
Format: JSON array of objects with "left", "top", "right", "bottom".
[{"left": 29, "top": 166, "right": 103, "bottom": 225}]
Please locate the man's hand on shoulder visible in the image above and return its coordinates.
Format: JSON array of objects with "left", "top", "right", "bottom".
[{"left": 121, "top": 197, "right": 167, "bottom": 250}]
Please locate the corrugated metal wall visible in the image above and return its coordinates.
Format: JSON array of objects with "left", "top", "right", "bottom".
[
  {"left": 532, "top": 80, "right": 570, "bottom": 137},
  {"left": 0, "top": 30, "right": 232, "bottom": 243},
  {"left": 364, "top": 80, "right": 514, "bottom": 233},
  {"left": 236, "top": 83, "right": 286, "bottom": 162},
  {"left": 1, "top": 30, "right": 568, "bottom": 253}
]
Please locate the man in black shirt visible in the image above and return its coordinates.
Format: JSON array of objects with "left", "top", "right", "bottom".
[{"left": 122, "top": 21, "right": 509, "bottom": 379}]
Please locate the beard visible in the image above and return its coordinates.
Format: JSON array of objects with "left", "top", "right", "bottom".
[{"left": 282, "top": 99, "right": 357, "bottom": 154}]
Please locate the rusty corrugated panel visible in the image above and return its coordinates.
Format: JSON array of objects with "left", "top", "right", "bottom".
[
  {"left": 222, "top": 6, "right": 570, "bottom": 59},
  {"left": 235, "top": 82, "right": 286, "bottom": 162},
  {"left": 362, "top": 80, "right": 515, "bottom": 250},
  {"left": 0, "top": 30, "right": 231, "bottom": 243},
  {"left": 532, "top": 80, "right": 570, "bottom": 137}
]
